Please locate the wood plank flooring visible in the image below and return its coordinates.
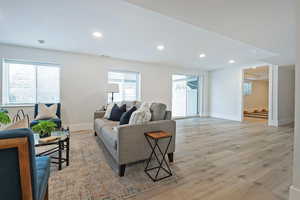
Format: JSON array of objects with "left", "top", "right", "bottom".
[{"left": 132, "top": 117, "right": 293, "bottom": 200}]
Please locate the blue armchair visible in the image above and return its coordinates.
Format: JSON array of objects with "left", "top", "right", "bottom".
[
  {"left": 0, "top": 128, "right": 50, "bottom": 200},
  {"left": 30, "top": 103, "right": 62, "bottom": 129}
]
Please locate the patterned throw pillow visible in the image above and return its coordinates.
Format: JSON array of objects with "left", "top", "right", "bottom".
[
  {"left": 129, "top": 102, "right": 152, "bottom": 125},
  {"left": 104, "top": 103, "right": 115, "bottom": 119},
  {"left": 35, "top": 104, "right": 58, "bottom": 120},
  {"left": 4, "top": 118, "right": 29, "bottom": 130}
]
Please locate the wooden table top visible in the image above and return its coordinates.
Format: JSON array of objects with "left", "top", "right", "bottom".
[{"left": 145, "top": 131, "right": 172, "bottom": 139}]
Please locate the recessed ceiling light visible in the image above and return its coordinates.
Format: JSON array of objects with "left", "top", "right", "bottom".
[
  {"left": 229, "top": 60, "right": 236, "bottom": 64},
  {"left": 157, "top": 45, "right": 165, "bottom": 51},
  {"left": 93, "top": 32, "right": 103, "bottom": 38},
  {"left": 199, "top": 54, "right": 206, "bottom": 58}
]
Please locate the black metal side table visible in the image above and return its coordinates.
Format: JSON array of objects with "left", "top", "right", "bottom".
[
  {"left": 34, "top": 128, "right": 70, "bottom": 170},
  {"left": 144, "top": 131, "right": 173, "bottom": 182}
]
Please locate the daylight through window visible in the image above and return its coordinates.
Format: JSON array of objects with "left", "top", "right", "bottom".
[{"left": 2, "top": 59, "right": 60, "bottom": 105}]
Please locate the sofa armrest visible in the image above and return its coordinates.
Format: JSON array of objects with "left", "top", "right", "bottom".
[
  {"left": 94, "top": 111, "right": 105, "bottom": 119},
  {"left": 116, "top": 120, "right": 176, "bottom": 164}
]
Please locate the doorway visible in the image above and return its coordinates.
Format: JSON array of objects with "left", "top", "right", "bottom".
[
  {"left": 242, "top": 66, "right": 269, "bottom": 123},
  {"left": 172, "top": 74, "right": 199, "bottom": 118}
]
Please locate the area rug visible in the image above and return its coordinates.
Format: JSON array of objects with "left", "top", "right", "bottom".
[{"left": 43, "top": 131, "right": 181, "bottom": 200}]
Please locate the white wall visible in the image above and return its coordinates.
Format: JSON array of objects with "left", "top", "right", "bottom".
[
  {"left": 209, "top": 65, "right": 295, "bottom": 125},
  {"left": 278, "top": 65, "right": 295, "bottom": 125},
  {"left": 208, "top": 66, "right": 243, "bottom": 121},
  {"left": 0, "top": 44, "right": 204, "bottom": 130},
  {"left": 289, "top": 1, "right": 300, "bottom": 199},
  {"left": 244, "top": 80, "right": 269, "bottom": 112}
]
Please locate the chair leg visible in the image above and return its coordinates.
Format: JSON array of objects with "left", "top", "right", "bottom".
[
  {"left": 44, "top": 185, "right": 49, "bottom": 200},
  {"left": 167, "top": 153, "right": 174, "bottom": 163},
  {"left": 119, "top": 164, "right": 126, "bottom": 177}
]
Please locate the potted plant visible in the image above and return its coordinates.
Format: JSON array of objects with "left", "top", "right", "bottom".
[
  {"left": 0, "top": 109, "right": 11, "bottom": 127},
  {"left": 32, "top": 121, "right": 57, "bottom": 138}
]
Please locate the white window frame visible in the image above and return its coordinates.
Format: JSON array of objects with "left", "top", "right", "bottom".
[
  {"left": 107, "top": 70, "right": 141, "bottom": 102},
  {"left": 2, "top": 59, "right": 61, "bottom": 106},
  {"left": 243, "top": 81, "right": 252, "bottom": 96}
]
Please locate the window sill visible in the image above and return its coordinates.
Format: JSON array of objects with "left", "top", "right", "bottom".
[{"left": 0, "top": 104, "right": 35, "bottom": 108}]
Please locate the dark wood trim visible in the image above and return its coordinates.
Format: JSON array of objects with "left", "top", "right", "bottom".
[
  {"left": 0, "top": 137, "right": 33, "bottom": 200},
  {"left": 167, "top": 153, "right": 174, "bottom": 163},
  {"left": 119, "top": 164, "right": 126, "bottom": 177},
  {"left": 44, "top": 185, "right": 49, "bottom": 200}
]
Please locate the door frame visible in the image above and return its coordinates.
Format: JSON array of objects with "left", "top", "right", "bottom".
[
  {"left": 171, "top": 73, "right": 200, "bottom": 118},
  {"left": 240, "top": 65, "right": 274, "bottom": 125}
]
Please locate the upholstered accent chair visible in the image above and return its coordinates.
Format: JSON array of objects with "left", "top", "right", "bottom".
[
  {"left": 30, "top": 103, "right": 62, "bottom": 129},
  {"left": 0, "top": 128, "right": 51, "bottom": 200}
]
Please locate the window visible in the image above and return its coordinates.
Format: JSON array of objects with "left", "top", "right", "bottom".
[
  {"left": 243, "top": 81, "right": 252, "bottom": 96},
  {"left": 2, "top": 59, "right": 60, "bottom": 105},
  {"left": 107, "top": 71, "right": 140, "bottom": 102},
  {"left": 172, "top": 74, "right": 199, "bottom": 117}
]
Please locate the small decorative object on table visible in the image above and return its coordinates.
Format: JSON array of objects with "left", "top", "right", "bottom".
[
  {"left": 32, "top": 120, "right": 57, "bottom": 138},
  {"left": 144, "top": 131, "right": 173, "bottom": 182},
  {"left": 34, "top": 127, "right": 70, "bottom": 170}
]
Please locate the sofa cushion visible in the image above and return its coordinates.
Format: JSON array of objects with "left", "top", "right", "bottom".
[
  {"left": 119, "top": 106, "right": 137, "bottom": 125},
  {"left": 101, "top": 125, "right": 118, "bottom": 151},
  {"left": 109, "top": 104, "right": 126, "bottom": 121},
  {"left": 118, "top": 101, "right": 141, "bottom": 110},
  {"left": 94, "top": 118, "right": 118, "bottom": 132},
  {"left": 150, "top": 103, "right": 167, "bottom": 121},
  {"left": 36, "top": 156, "right": 50, "bottom": 200}
]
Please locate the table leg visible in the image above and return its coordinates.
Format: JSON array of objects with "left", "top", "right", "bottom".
[
  {"left": 66, "top": 137, "right": 70, "bottom": 166},
  {"left": 58, "top": 141, "right": 62, "bottom": 170}
]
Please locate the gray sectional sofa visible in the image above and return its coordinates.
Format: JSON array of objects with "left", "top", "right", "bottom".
[{"left": 94, "top": 101, "right": 176, "bottom": 176}]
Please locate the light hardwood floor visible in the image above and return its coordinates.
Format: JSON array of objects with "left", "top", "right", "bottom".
[{"left": 132, "top": 117, "right": 293, "bottom": 200}]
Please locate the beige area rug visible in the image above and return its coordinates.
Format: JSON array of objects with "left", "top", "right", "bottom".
[{"left": 43, "top": 131, "right": 181, "bottom": 200}]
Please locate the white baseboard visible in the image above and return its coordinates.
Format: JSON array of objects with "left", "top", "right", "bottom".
[
  {"left": 268, "top": 120, "right": 279, "bottom": 127},
  {"left": 269, "top": 118, "right": 294, "bottom": 127},
  {"left": 289, "top": 185, "right": 300, "bottom": 200},
  {"left": 278, "top": 118, "right": 294, "bottom": 126},
  {"left": 200, "top": 112, "right": 210, "bottom": 117},
  {"left": 67, "top": 123, "right": 93, "bottom": 132},
  {"left": 209, "top": 113, "right": 242, "bottom": 122}
]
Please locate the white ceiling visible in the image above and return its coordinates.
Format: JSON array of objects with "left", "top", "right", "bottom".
[
  {"left": 126, "top": 0, "right": 296, "bottom": 66},
  {"left": 0, "top": 0, "right": 287, "bottom": 70}
]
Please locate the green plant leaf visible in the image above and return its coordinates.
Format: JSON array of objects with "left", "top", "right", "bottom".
[
  {"left": 0, "top": 112, "right": 11, "bottom": 125},
  {"left": 32, "top": 120, "right": 57, "bottom": 136}
]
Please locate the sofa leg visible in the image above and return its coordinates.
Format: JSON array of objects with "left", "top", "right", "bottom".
[
  {"left": 119, "top": 164, "right": 126, "bottom": 177},
  {"left": 167, "top": 153, "right": 174, "bottom": 163},
  {"left": 44, "top": 185, "right": 49, "bottom": 200},
  {"left": 94, "top": 131, "right": 97, "bottom": 136}
]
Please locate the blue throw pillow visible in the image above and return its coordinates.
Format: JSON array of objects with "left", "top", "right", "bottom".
[
  {"left": 109, "top": 104, "right": 126, "bottom": 121},
  {"left": 119, "top": 106, "right": 137, "bottom": 125}
]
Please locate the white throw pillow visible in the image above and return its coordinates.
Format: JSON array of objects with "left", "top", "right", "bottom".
[
  {"left": 104, "top": 103, "right": 115, "bottom": 119},
  {"left": 129, "top": 102, "right": 152, "bottom": 125},
  {"left": 35, "top": 104, "right": 58, "bottom": 120}
]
